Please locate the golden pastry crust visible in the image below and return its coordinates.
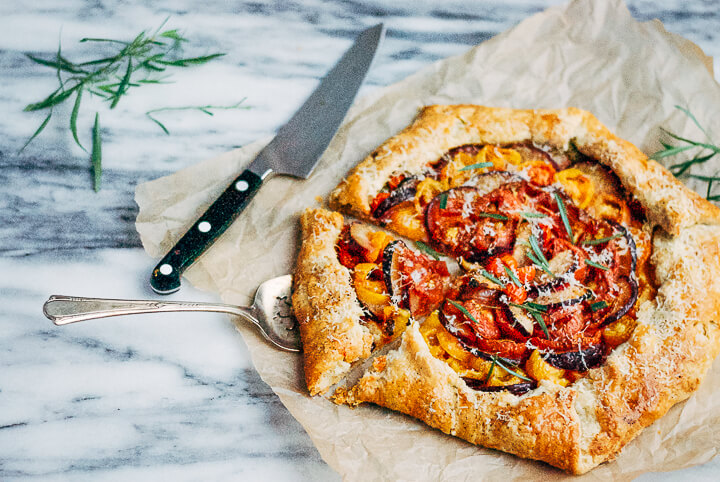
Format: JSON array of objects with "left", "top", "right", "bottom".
[
  {"left": 293, "top": 208, "right": 374, "bottom": 396},
  {"left": 328, "top": 105, "right": 720, "bottom": 235},
  {"left": 324, "top": 105, "right": 720, "bottom": 473}
]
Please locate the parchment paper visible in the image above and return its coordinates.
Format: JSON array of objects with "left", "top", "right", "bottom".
[{"left": 135, "top": 0, "right": 720, "bottom": 479}]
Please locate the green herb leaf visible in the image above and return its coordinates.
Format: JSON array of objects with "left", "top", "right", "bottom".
[
  {"left": 24, "top": 83, "right": 81, "bottom": 111},
  {"left": 110, "top": 58, "right": 133, "bottom": 108},
  {"left": 70, "top": 88, "right": 86, "bottom": 152},
  {"left": 459, "top": 161, "right": 493, "bottom": 171},
  {"left": 439, "top": 191, "right": 448, "bottom": 209},
  {"left": 484, "top": 358, "right": 496, "bottom": 384},
  {"left": 528, "top": 234, "right": 553, "bottom": 276},
  {"left": 415, "top": 241, "right": 442, "bottom": 260},
  {"left": 479, "top": 269, "right": 506, "bottom": 287},
  {"left": 156, "top": 53, "right": 225, "bottom": 66},
  {"left": 26, "top": 53, "right": 86, "bottom": 74},
  {"left": 553, "top": 192, "right": 574, "bottom": 244},
  {"left": 528, "top": 311, "right": 550, "bottom": 339},
  {"left": 478, "top": 212, "right": 509, "bottom": 220},
  {"left": 448, "top": 300, "right": 481, "bottom": 325},
  {"left": 520, "top": 212, "right": 546, "bottom": 219},
  {"left": 523, "top": 301, "right": 548, "bottom": 313},
  {"left": 585, "top": 259, "right": 609, "bottom": 271},
  {"left": 492, "top": 357, "right": 534, "bottom": 382},
  {"left": 18, "top": 111, "right": 52, "bottom": 153},
  {"left": 580, "top": 233, "right": 623, "bottom": 245},
  {"left": 590, "top": 301, "right": 608, "bottom": 312},
  {"left": 91, "top": 113, "right": 102, "bottom": 192},
  {"left": 504, "top": 265, "right": 522, "bottom": 288},
  {"left": 146, "top": 113, "right": 170, "bottom": 135}
]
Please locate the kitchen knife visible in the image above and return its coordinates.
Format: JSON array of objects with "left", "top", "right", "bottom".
[{"left": 150, "top": 23, "right": 385, "bottom": 294}]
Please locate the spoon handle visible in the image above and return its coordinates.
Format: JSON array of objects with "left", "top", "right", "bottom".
[{"left": 43, "top": 295, "right": 254, "bottom": 326}]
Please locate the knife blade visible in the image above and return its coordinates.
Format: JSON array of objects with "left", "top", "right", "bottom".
[{"left": 150, "top": 23, "right": 385, "bottom": 294}]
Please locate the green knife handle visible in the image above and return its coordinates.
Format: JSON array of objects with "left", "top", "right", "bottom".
[{"left": 150, "top": 169, "right": 264, "bottom": 294}]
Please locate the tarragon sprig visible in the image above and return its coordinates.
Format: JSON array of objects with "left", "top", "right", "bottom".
[
  {"left": 651, "top": 105, "right": 720, "bottom": 202},
  {"left": 20, "top": 20, "right": 233, "bottom": 190}
]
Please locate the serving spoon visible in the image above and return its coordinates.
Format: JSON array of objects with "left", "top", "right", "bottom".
[{"left": 42, "top": 274, "right": 301, "bottom": 352}]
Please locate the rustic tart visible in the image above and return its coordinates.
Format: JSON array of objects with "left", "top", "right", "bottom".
[{"left": 293, "top": 105, "right": 720, "bottom": 474}]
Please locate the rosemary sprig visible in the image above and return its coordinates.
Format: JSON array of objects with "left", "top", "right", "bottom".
[
  {"left": 508, "top": 301, "right": 549, "bottom": 338},
  {"left": 504, "top": 265, "right": 522, "bottom": 288},
  {"left": 520, "top": 211, "right": 546, "bottom": 219},
  {"left": 459, "top": 161, "right": 493, "bottom": 171},
  {"left": 553, "top": 192, "right": 574, "bottom": 243},
  {"left": 590, "top": 301, "right": 608, "bottom": 312},
  {"left": 439, "top": 192, "right": 448, "bottom": 209},
  {"left": 651, "top": 105, "right": 720, "bottom": 202},
  {"left": 415, "top": 241, "right": 443, "bottom": 260},
  {"left": 491, "top": 355, "right": 533, "bottom": 382},
  {"left": 479, "top": 268, "right": 506, "bottom": 288},
  {"left": 585, "top": 259, "right": 609, "bottom": 271},
  {"left": 146, "top": 99, "right": 249, "bottom": 134},
  {"left": 448, "top": 300, "right": 481, "bottom": 325},
  {"left": 528, "top": 234, "right": 553, "bottom": 277},
  {"left": 21, "top": 21, "right": 230, "bottom": 190},
  {"left": 478, "top": 212, "right": 509, "bottom": 221},
  {"left": 580, "top": 233, "right": 623, "bottom": 245}
]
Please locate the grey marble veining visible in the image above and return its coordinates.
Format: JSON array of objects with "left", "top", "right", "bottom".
[{"left": 2, "top": 1, "right": 720, "bottom": 480}]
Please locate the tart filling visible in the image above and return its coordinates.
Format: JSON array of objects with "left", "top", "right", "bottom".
[{"left": 365, "top": 143, "right": 655, "bottom": 394}]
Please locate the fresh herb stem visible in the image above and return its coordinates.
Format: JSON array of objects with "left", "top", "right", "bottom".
[
  {"left": 448, "top": 300, "right": 481, "bottom": 325},
  {"left": 459, "top": 161, "right": 493, "bottom": 171},
  {"left": 492, "top": 356, "right": 533, "bottom": 382},
  {"left": 415, "top": 241, "right": 442, "bottom": 260},
  {"left": 585, "top": 259, "right": 609, "bottom": 271},
  {"left": 478, "top": 212, "right": 509, "bottom": 221},
  {"left": 508, "top": 302, "right": 549, "bottom": 338},
  {"left": 651, "top": 105, "right": 720, "bottom": 202},
  {"left": 553, "top": 192, "right": 574, "bottom": 244},
  {"left": 528, "top": 234, "right": 553, "bottom": 277},
  {"left": 91, "top": 113, "right": 102, "bottom": 192},
  {"left": 479, "top": 269, "right": 506, "bottom": 288},
  {"left": 504, "top": 265, "right": 522, "bottom": 288},
  {"left": 20, "top": 21, "right": 228, "bottom": 190},
  {"left": 581, "top": 233, "right": 623, "bottom": 245},
  {"left": 145, "top": 99, "right": 249, "bottom": 135},
  {"left": 439, "top": 192, "right": 448, "bottom": 209},
  {"left": 520, "top": 212, "right": 546, "bottom": 219}
]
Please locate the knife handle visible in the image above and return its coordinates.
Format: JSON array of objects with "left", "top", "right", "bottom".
[{"left": 150, "top": 169, "right": 264, "bottom": 294}]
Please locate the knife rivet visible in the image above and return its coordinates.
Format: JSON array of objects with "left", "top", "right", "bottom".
[
  {"left": 235, "top": 180, "right": 249, "bottom": 192},
  {"left": 159, "top": 264, "right": 173, "bottom": 275},
  {"left": 198, "top": 221, "right": 212, "bottom": 233}
]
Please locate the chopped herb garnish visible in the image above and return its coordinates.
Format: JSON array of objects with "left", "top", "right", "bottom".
[
  {"left": 524, "top": 301, "right": 548, "bottom": 313},
  {"left": 439, "top": 191, "right": 448, "bottom": 209},
  {"left": 415, "top": 241, "right": 442, "bottom": 260},
  {"left": 508, "top": 302, "right": 549, "bottom": 338},
  {"left": 581, "top": 233, "right": 623, "bottom": 245},
  {"left": 492, "top": 356, "right": 534, "bottom": 382},
  {"left": 448, "top": 300, "right": 481, "bottom": 325},
  {"left": 528, "top": 312, "right": 550, "bottom": 339},
  {"left": 459, "top": 161, "right": 493, "bottom": 171},
  {"left": 504, "top": 265, "right": 522, "bottom": 287},
  {"left": 478, "top": 212, "right": 509, "bottom": 221},
  {"left": 484, "top": 357, "right": 496, "bottom": 384},
  {"left": 480, "top": 269, "right": 506, "bottom": 288},
  {"left": 585, "top": 259, "right": 610, "bottom": 271},
  {"left": 553, "top": 192, "right": 574, "bottom": 243},
  {"left": 590, "top": 301, "right": 609, "bottom": 312},
  {"left": 528, "top": 234, "right": 553, "bottom": 277},
  {"left": 520, "top": 211, "right": 546, "bottom": 219}
]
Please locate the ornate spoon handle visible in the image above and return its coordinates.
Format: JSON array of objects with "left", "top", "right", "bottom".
[{"left": 43, "top": 295, "right": 257, "bottom": 326}]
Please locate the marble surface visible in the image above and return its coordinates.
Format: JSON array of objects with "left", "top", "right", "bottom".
[{"left": 1, "top": 1, "right": 719, "bottom": 480}]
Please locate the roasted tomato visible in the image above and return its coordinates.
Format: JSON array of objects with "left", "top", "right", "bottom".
[{"left": 382, "top": 240, "right": 451, "bottom": 317}]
